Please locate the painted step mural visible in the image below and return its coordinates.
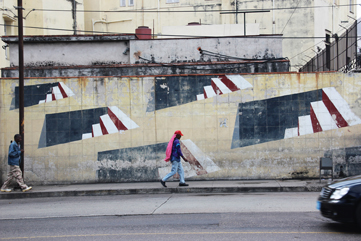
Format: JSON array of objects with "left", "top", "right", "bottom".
[
  {"left": 196, "top": 75, "right": 253, "bottom": 100},
  {"left": 284, "top": 87, "right": 361, "bottom": 139},
  {"left": 82, "top": 106, "right": 139, "bottom": 139},
  {"left": 13, "top": 82, "right": 74, "bottom": 110},
  {"left": 158, "top": 139, "right": 221, "bottom": 179},
  {"left": 39, "top": 106, "right": 138, "bottom": 148},
  {"left": 38, "top": 82, "right": 75, "bottom": 104}
]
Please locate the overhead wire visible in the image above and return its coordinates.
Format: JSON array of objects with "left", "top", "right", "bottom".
[
  {"left": 280, "top": 0, "right": 301, "bottom": 34},
  {"left": 3, "top": 3, "right": 358, "bottom": 13},
  {"left": 1, "top": 23, "right": 359, "bottom": 40}
]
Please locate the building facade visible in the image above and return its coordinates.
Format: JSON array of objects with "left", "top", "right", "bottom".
[
  {"left": 0, "top": 0, "right": 85, "bottom": 69},
  {"left": 0, "top": 1, "right": 357, "bottom": 72}
]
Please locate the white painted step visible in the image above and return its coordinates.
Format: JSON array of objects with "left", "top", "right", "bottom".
[
  {"left": 211, "top": 78, "right": 232, "bottom": 95},
  {"left": 298, "top": 115, "right": 314, "bottom": 136},
  {"left": 82, "top": 133, "right": 92, "bottom": 139},
  {"left": 284, "top": 127, "right": 298, "bottom": 139},
  {"left": 323, "top": 87, "right": 361, "bottom": 126},
  {"left": 196, "top": 94, "right": 205, "bottom": 100},
  {"left": 100, "top": 114, "right": 119, "bottom": 134},
  {"left": 52, "top": 86, "right": 63, "bottom": 100},
  {"left": 92, "top": 123, "right": 103, "bottom": 137},
  {"left": 226, "top": 75, "right": 253, "bottom": 89},
  {"left": 108, "top": 106, "right": 139, "bottom": 130},
  {"left": 181, "top": 139, "right": 221, "bottom": 173},
  {"left": 46, "top": 94, "right": 53, "bottom": 102},
  {"left": 311, "top": 101, "right": 338, "bottom": 131},
  {"left": 204, "top": 86, "right": 217, "bottom": 98},
  {"left": 59, "top": 82, "right": 75, "bottom": 97}
]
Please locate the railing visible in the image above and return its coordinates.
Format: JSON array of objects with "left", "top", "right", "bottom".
[{"left": 299, "top": 21, "right": 358, "bottom": 73}]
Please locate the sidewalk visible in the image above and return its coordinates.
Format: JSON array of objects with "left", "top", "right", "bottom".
[{"left": 0, "top": 179, "right": 328, "bottom": 199}]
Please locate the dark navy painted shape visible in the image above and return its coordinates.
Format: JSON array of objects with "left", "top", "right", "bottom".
[
  {"left": 232, "top": 89, "right": 322, "bottom": 148},
  {"left": 97, "top": 143, "right": 168, "bottom": 182},
  {"left": 14, "top": 83, "right": 59, "bottom": 109},
  {"left": 41, "top": 107, "right": 108, "bottom": 147},
  {"left": 154, "top": 75, "right": 214, "bottom": 111}
]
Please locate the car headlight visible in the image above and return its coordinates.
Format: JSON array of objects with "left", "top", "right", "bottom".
[{"left": 330, "top": 187, "right": 350, "bottom": 200}]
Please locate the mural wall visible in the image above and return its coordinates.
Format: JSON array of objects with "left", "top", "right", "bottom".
[{"left": 1, "top": 72, "right": 361, "bottom": 185}]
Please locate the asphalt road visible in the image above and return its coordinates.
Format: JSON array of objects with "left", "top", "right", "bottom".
[{"left": 0, "top": 193, "right": 360, "bottom": 240}]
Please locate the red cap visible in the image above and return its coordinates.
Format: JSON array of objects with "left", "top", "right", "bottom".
[{"left": 174, "top": 130, "right": 183, "bottom": 136}]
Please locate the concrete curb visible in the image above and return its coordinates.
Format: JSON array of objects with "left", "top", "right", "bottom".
[{"left": 0, "top": 185, "right": 323, "bottom": 200}]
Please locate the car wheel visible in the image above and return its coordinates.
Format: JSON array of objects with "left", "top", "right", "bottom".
[{"left": 357, "top": 203, "right": 361, "bottom": 229}]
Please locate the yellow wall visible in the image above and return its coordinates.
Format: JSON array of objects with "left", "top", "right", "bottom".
[{"left": 1, "top": 72, "right": 361, "bottom": 185}]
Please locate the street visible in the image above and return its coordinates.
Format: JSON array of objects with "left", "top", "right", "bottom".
[{"left": 0, "top": 192, "right": 360, "bottom": 240}]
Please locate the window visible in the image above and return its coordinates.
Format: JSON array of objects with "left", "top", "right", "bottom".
[
  {"left": 129, "top": 0, "right": 134, "bottom": 6},
  {"left": 120, "top": 0, "right": 126, "bottom": 7},
  {"left": 166, "top": 0, "right": 179, "bottom": 3}
]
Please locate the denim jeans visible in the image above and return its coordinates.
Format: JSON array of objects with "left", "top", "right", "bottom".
[{"left": 162, "top": 160, "right": 185, "bottom": 184}]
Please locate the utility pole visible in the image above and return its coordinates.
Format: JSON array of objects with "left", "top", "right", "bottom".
[{"left": 17, "top": 0, "right": 25, "bottom": 178}]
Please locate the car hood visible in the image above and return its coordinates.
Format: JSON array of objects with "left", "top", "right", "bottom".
[{"left": 329, "top": 175, "right": 361, "bottom": 189}]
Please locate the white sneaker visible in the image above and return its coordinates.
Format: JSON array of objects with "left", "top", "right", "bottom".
[
  {"left": 1, "top": 188, "right": 12, "bottom": 192},
  {"left": 22, "top": 186, "right": 32, "bottom": 192}
]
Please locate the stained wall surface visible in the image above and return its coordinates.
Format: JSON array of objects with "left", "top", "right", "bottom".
[{"left": 1, "top": 72, "right": 361, "bottom": 185}]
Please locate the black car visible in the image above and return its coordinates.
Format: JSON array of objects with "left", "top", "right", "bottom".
[{"left": 317, "top": 175, "right": 361, "bottom": 228}]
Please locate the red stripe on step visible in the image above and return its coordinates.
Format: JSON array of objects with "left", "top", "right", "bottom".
[
  {"left": 322, "top": 90, "right": 348, "bottom": 128},
  {"left": 203, "top": 88, "right": 208, "bottom": 99},
  {"left": 211, "top": 79, "right": 223, "bottom": 95},
  {"left": 219, "top": 75, "right": 240, "bottom": 92},
  {"left": 99, "top": 118, "right": 108, "bottom": 135},
  {"left": 310, "top": 105, "right": 322, "bottom": 133},
  {"left": 58, "top": 83, "right": 68, "bottom": 98},
  {"left": 52, "top": 93, "right": 56, "bottom": 101},
  {"left": 91, "top": 126, "right": 95, "bottom": 137},
  {"left": 108, "top": 108, "right": 128, "bottom": 131},
  {"left": 298, "top": 120, "right": 300, "bottom": 136}
]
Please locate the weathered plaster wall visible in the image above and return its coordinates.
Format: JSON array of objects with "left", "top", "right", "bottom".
[
  {"left": 1, "top": 72, "right": 361, "bottom": 185},
  {"left": 1, "top": 61, "right": 290, "bottom": 78},
  {"left": 130, "top": 37, "right": 283, "bottom": 64},
  {"left": 9, "top": 41, "right": 130, "bottom": 67},
  {"left": 6, "top": 36, "right": 283, "bottom": 68}
]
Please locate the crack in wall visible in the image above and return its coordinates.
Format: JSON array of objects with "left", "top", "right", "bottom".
[{"left": 151, "top": 194, "right": 173, "bottom": 215}]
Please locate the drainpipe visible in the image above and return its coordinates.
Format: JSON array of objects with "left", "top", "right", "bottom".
[
  {"left": 92, "top": 18, "right": 132, "bottom": 33},
  {"left": 67, "top": 0, "right": 78, "bottom": 35},
  {"left": 272, "top": 0, "right": 275, "bottom": 34}
]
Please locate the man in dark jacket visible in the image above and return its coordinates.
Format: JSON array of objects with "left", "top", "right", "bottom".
[
  {"left": 161, "top": 130, "right": 189, "bottom": 187},
  {"left": 1, "top": 134, "right": 32, "bottom": 192}
]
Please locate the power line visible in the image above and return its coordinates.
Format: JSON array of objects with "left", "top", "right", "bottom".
[
  {"left": 2, "top": 23, "right": 359, "bottom": 40},
  {"left": 281, "top": 0, "right": 301, "bottom": 34},
  {"left": 1, "top": 3, "right": 359, "bottom": 14}
]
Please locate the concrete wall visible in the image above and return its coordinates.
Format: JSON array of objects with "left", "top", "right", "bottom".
[
  {"left": 5, "top": 36, "right": 283, "bottom": 67},
  {"left": 1, "top": 72, "right": 361, "bottom": 185},
  {"left": 130, "top": 37, "right": 283, "bottom": 64},
  {"left": 1, "top": 61, "right": 291, "bottom": 78},
  {"left": 9, "top": 41, "right": 130, "bottom": 67}
]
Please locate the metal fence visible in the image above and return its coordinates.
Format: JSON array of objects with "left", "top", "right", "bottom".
[{"left": 299, "top": 21, "right": 358, "bottom": 73}]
